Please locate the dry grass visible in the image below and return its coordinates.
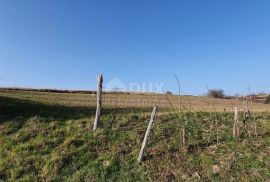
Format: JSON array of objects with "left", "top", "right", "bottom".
[{"left": 1, "top": 88, "right": 270, "bottom": 112}]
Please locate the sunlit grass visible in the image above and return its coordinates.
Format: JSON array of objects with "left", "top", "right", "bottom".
[{"left": 0, "top": 90, "right": 270, "bottom": 181}]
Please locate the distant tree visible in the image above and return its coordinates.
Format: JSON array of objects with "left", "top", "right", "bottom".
[
  {"left": 166, "top": 91, "right": 173, "bottom": 95},
  {"left": 207, "top": 89, "right": 225, "bottom": 99},
  {"left": 266, "top": 95, "right": 270, "bottom": 104}
]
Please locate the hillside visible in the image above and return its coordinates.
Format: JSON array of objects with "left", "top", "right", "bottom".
[{"left": 1, "top": 89, "right": 270, "bottom": 181}]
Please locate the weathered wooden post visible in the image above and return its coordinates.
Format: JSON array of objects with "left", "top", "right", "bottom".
[
  {"left": 233, "top": 107, "right": 240, "bottom": 139},
  {"left": 93, "top": 74, "right": 103, "bottom": 131},
  {"left": 182, "top": 117, "right": 188, "bottom": 148},
  {"left": 181, "top": 127, "right": 186, "bottom": 147},
  {"left": 243, "top": 98, "right": 249, "bottom": 127},
  {"left": 254, "top": 122, "right": 258, "bottom": 138},
  {"left": 138, "top": 106, "right": 158, "bottom": 163}
]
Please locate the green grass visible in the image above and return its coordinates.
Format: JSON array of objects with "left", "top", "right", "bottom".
[{"left": 1, "top": 92, "right": 270, "bottom": 181}]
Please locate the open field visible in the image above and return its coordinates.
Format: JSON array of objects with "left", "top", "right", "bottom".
[
  {"left": 1, "top": 89, "right": 270, "bottom": 112},
  {"left": 1, "top": 89, "right": 270, "bottom": 181}
]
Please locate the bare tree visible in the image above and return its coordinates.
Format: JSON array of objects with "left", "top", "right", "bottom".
[{"left": 207, "top": 89, "right": 225, "bottom": 99}]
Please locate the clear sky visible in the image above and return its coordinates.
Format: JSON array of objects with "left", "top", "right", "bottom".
[{"left": 0, "top": 0, "right": 269, "bottom": 95}]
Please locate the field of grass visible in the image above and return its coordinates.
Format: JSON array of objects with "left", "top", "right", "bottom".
[
  {"left": 1, "top": 89, "right": 270, "bottom": 112},
  {"left": 1, "top": 89, "right": 270, "bottom": 181}
]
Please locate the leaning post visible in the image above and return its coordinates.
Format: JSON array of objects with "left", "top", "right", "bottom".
[
  {"left": 93, "top": 74, "right": 103, "bottom": 131},
  {"left": 138, "top": 106, "right": 158, "bottom": 163}
]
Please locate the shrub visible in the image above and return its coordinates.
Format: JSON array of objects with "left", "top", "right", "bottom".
[
  {"left": 266, "top": 95, "right": 270, "bottom": 104},
  {"left": 166, "top": 91, "right": 173, "bottom": 95},
  {"left": 207, "top": 89, "right": 225, "bottom": 99}
]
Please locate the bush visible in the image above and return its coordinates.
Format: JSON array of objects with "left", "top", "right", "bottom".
[
  {"left": 266, "top": 95, "right": 270, "bottom": 104},
  {"left": 207, "top": 89, "right": 225, "bottom": 99},
  {"left": 166, "top": 91, "right": 173, "bottom": 95}
]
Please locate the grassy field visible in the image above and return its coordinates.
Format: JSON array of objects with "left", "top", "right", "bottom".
[
  {"left": 1, "top": 89, "right": 270, "bottom": 181},
  {"left": 1, "top": 89, "right": 270, "bottom": 112}
]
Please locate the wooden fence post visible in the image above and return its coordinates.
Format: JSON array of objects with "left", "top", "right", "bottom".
[
  {"left": 93, "top": 74, "right": 103, "bottom": 131},
  {"left": 254, "top": 122, "right": 258, "bottom": 138},
  {"left": 181, "top": 127, "right": 186, "bottom": 147},
  {"left": 181, "top": 116, "right": 188, "bottom": 149},
  {"left": 233, "top": 107, "right": 240, "bottom": 139},
  {"left": 243, "top": 98, "right": 249, "bottom": 126},
  {"left": 138, "top": 106, "right": 158, "bottom": 163}
]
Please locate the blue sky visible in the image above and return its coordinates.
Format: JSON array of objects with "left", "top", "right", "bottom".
[{"left": 0, "top": 0, "right": 269, "bottom": 95}]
